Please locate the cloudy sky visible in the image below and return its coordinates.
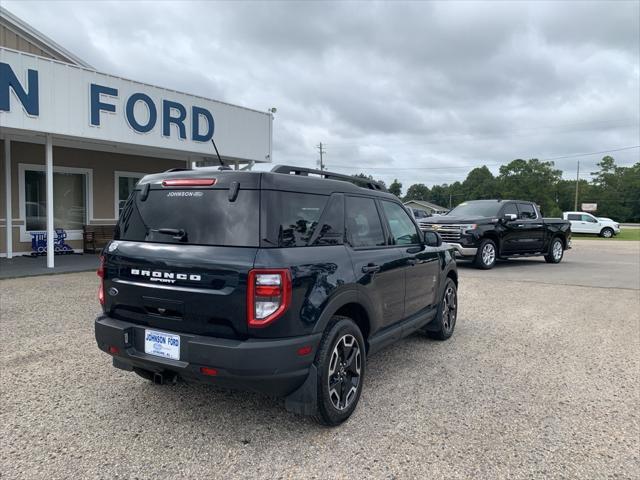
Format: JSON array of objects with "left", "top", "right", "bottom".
[{"left": 5, "top": 0, "right": 640, "bottom": 191}]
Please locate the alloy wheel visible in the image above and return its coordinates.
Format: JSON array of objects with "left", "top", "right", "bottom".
[
  {"left": 328, "top": 334, "right": 362, "bottom": 411},
  {"left": 482, "top": 243, "right": 495, "bottom": 266},
  {"left": 442, "top": 284, "right": 457, "bottom": 333}
]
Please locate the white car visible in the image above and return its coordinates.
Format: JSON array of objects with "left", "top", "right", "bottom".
[{"left": 563, "top": 212, "right": 620, "bottom": 238}]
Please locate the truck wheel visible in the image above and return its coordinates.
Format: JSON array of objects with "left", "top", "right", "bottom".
[
  {"left": 545, "top": 237, "right": 564, "bottom": 263},
  {"left": 313, "top": 316, "right": 366, "bottom": 427},
  {"left": 600, "top": 228, "right": 614, "bottom": 238},
  {"left": 474, "top": 239, "right": 497, "bottom": 269},
  {"left": 423, "top": 277, "right": 457, "bottom": 340}
]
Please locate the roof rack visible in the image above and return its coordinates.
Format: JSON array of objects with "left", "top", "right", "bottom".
[{"left": 271, "top": 165, "right": 387, "bottom": 192}]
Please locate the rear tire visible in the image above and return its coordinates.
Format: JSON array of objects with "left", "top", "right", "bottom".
[
  {"left": 423, "top": 278, "right": 458, "bottom": 340},
  {"left": 474, "top": 239, "right": 497, "bottom": 269},
  {"left": 313, "top": 316, "right": 366, "bottom": 427},
  {"left": 544, "top": 237, "right": 564, "bottom": 263},
  {"left": 600, "top": 228, "right": 614, "bottom": 238}
]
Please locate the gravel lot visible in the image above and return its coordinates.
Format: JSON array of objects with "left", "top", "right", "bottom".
[{"left": 1, "top": 240, "right": 638, "bottom": 479}]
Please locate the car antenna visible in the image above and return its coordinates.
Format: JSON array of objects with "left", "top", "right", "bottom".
[{"left": 210, "top": 138, "right": 232, "bottom": 171}]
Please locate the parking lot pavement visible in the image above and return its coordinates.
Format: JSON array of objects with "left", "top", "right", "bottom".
[
  {"left": 458, "top": 239, "right": 640, "bottom": 290},
  {"left": 1, "top": 242, "right": 638, "bottom": 479}
]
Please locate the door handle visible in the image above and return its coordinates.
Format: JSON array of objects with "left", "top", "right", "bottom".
[{"left": 362, "top": 264, "right": 381, "bottom": 274}]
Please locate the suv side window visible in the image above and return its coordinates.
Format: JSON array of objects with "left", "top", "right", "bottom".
[
  {"left": 502, "top": 203, "right": 518, "bottom": 217},
  {"left": 517, "top": 203, "right": 537, "bottom": 219},
  {"left": 345, "top": 196, "right": 386, "bottom": 248},
  {"left": 567, "top": 214, "right": 581, "bottom": 221},
  {"left": 381, "top": 201, "right": 421, "bottom": 245},
  {"left": 262, "top": 191, "right": 328, "bottom": 247}
]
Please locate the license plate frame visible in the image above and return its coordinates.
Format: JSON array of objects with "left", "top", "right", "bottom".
[{"left": 144, "top": 329, "right": 180, "bottom": 361}]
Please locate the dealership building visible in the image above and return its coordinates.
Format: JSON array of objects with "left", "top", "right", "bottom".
[{"left": 0, "top": 7, "right": 272, "bottom": 267}]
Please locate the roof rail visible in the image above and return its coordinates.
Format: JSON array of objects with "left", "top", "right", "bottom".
[{"left": 271, "top": 165, "right": 387, "bottom": 192}]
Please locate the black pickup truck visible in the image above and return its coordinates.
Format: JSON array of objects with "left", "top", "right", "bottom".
[{"left": 418, "top": 199, "right": 571, "bottom": 269}]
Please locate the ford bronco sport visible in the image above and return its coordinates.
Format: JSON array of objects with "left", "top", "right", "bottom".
[{"left": 95, "top": 165, "right": 458, "bottom": 426}]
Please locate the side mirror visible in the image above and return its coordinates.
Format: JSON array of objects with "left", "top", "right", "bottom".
[
  {"left": 503, "top": 213, "right": 517, "bottom": 222},
  {"left": 423, "top": 230, "right": 442, "bottom": 247}
]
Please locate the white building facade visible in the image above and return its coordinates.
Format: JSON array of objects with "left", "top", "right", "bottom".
[{"left": 0, "top": 8, "right": 272, "bottom": 266}]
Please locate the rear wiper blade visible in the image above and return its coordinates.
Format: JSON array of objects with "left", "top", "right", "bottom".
[{"left": 154, "top": 228, "right": 188, "bottom": 241}]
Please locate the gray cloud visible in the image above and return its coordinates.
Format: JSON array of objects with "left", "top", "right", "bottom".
[{"left": 4, "top": 0, "right": 639, "bottom": 191}]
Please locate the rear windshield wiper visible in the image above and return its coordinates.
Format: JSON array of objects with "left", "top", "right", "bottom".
[{"left": 154, "top": 228, "right": 188, "bottom": 241}]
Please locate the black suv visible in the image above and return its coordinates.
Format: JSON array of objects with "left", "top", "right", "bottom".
[{"left": 95, "top": 165, "right": 458, "bottom": 425}]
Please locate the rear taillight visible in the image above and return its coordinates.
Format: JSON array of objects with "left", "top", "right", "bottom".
[
  {"left": 247, "top": 269, "right": 292, "bottom": 328},
  {"left": 97, "top": 256, "right": 105, "bottom": 306}
]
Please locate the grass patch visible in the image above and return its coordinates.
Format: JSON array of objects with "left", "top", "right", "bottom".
[{"left": 573, "top": 228, "right": 640, "bottom": 241}]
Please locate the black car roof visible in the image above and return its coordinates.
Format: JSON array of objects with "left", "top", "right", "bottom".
[{"left": 138, "top": 166, "right": 397, "bottom": 200}]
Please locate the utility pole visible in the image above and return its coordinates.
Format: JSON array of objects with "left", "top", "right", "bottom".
[
  {"left": 574, "top": 160, "right": 580, "bottom": 211},
  {"left": 316, "top": 142, "right": 326, "bottom": 171}
]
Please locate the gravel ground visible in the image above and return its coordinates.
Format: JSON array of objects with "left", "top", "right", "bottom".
[{"left": 1, "top": 243, "right": 639, "bottom": 479}]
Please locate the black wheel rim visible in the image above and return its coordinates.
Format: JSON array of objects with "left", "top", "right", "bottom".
[
  {"left": 328, "top": 334, "right": 362, "bottom": 411},
  {"left": 442, "top": 285, "right": 457, "bottom": 333}
]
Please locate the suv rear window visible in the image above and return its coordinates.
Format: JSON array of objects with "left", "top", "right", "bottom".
[{"left": 115, "top": 189, "right": 259, "bottom": 247}]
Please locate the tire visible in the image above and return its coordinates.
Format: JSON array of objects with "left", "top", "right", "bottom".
[
  {"left": 424, "top": 278, "right": 458, "bottom": 340},
  {"left": 474, "top": 239, "right": 497, "bottom": 269},
  {"left": 313, "top": 316, "right": 366, "bottom": 427},
  {"left": 600, "top": 228, "right": 614, "bottom": 238},
  {"left": 544, "top": 237, "right": 564, "bottom": 263}
]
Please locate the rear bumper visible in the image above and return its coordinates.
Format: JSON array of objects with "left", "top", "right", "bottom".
[
  {"left": 445, "top": 242, "right": 478, "bottom": 258},
  {"left": 95, "top": 315, "right": 321, "bottom": 397}
]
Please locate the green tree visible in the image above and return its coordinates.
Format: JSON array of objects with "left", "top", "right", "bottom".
[
  {"left": 388, "top": 178, "right": 402, "bottom": 197},
  {"left": 353, "top": 172, "right": 386, "bottom": 190},
  {"left": 461, "top": 166, "right": 498, "bottom": 200},
  {"left": 590, "top": 156, "right": 639, "bottom": 221},
  {"left": 404, "top": 183, "right": 431, "bottom": 202},
  {"left": 497, "top": 159, "right": 563, "bottom": 216},
  {"left": 429, "top": 184, "right": 450, "bottom": 208}
]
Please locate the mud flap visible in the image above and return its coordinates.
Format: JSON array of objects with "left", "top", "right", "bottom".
[{"left": 284, "top": 364, "right": 318, "bottom": 416}]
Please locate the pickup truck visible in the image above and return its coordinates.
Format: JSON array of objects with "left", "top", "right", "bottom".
[
  {"left": 563, "top": 211, "right": 620, "bottom": 238},
  {"left": 418, "top": 199, "right": 571, "bottom": 269}
]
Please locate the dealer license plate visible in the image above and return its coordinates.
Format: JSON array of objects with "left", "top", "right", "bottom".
[{"left": 144, "top": 329, "right": 180, "bottom": 360}]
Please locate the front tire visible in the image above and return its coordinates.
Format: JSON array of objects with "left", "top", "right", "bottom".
[
  {"left": 424, "top": 277, "right": 458, "bottom": 340},
  {"left": 545, "top": 237, "right": 564, "bottom": 263},
  {"left": 474, "top": 239, "right": 497, "bottom": 269},
  {"left": 313, "top": 316, "right": 366, "bottom": 427},
  {"left": 600, "top": 228, "right": 614, "bottom": 238}
]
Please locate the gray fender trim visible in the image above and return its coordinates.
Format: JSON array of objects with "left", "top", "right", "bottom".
[{"left": 284, "top": 364, "right": 318, "bottom": 416}]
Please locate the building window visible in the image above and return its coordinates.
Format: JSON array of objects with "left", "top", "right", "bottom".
[
  {"left": 24, "top": 170, "right": 86, "bottom": 231},
  {"left": 115, "top": 172, "right": 145, "bottom": 216}
]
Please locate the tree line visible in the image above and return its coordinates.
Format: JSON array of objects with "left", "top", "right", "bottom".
[{"left": 360, "top": 156, "right": 640, "bottom": 221}]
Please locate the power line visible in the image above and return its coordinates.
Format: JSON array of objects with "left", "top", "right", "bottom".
[
  {"left": 325, "top": 145, "right": 640, "bottom": 171},
  {"left": 327, "top": 121, "right": 639, "bottom": 149}
]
